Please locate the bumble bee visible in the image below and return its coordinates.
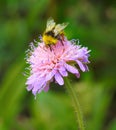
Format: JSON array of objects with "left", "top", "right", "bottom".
[{"left": 42, "top": 17, "right": 68, "bottom": 45}]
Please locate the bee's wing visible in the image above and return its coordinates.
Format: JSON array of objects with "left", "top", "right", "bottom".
[
  {"left": 45, "top": 17, "right": 56, "bottom": 32},
  {"left": 54, "top": 23, "right": 68, "bottom": 36}
]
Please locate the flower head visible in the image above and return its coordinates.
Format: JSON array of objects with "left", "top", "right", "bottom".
[{"left": 25, "top": 38, "right": 90, "bottom": 96}]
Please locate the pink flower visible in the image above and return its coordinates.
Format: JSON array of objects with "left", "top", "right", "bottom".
[{"left": 25, "top": 38, "right": 90, "bottom": 96}]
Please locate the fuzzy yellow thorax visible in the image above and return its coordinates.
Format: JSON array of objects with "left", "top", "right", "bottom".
[{"left": 43, "top": 35, "right": 58, "bottom": 45}]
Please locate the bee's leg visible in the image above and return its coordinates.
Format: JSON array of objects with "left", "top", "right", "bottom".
[
  {"left": 48, "top": 44, "right": 52, "bottom": 51},
  {"left": 58, "top": 36, "right": 64, "bottom": 46},
  {"left": 60, "top": 39, "right": 64, "bottom": 46}
]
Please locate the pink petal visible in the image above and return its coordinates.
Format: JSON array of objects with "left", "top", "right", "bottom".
[
  {"left": 55, "top": 72, "right": 64, "bottom": 85},
  {"left": 84, "top": 64, "right": 89, "bottom": 71},
  {"left": 44, "top": 84, "right": 50, "bottom": 92},
  {"left": 59, "top": 66, "right": 68, "bottom": 77},
  {"left": 76, "top": 60, "right": 86, "bottom": 72},
  {"left": 75, "top": 73, "right": 80, "bottom": 78},
  {"left": 26, "top": 74, "right": 37, "bottom": 85},
  {"left": 32, "top": 79, "right": 45, "bottom": 95},
  {"left": 64, "top": 63, "right": 79, "bottom": 74},
  {"left": 27, "top": 85, "right": 33, "bottom": 91},
  {"left": 45, "top": 69, "right": 56, "bottom": 81}
]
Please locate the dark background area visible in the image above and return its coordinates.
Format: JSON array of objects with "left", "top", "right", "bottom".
[{"left": 0, "top": 0, "right": 116, "bottom": 130}]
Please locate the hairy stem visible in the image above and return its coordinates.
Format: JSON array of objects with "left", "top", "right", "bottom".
[{"left": 64, "top": 77, "right": 85, "bottom": 130}]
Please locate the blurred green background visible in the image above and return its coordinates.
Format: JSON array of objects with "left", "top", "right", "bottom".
[{"left": 0, "top": 0, "right": 116, "bottom": 130}]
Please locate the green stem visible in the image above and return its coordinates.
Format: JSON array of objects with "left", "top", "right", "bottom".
[{"left": 64, "top": 77, "right": 85, "bottom": 130}]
